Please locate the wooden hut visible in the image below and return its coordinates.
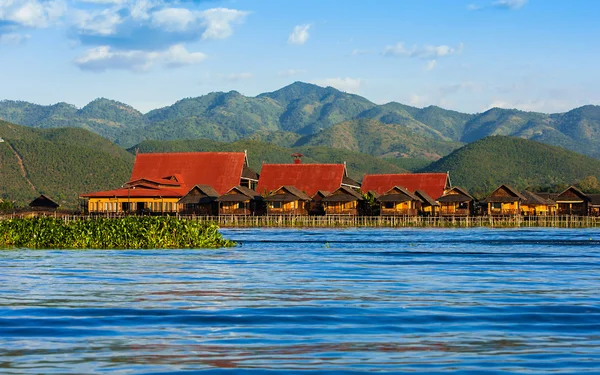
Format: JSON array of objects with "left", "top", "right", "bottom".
[
  {"left": 437, "top": 187, "right": 474, "bottom": 216},
  {"left": 309, "top": 190, "right": 330, "bottom": 216},
  {"left": 322, "top": 186, "right": 364, "bottom": 215},
  {"left": 414, "top": 189, "right": 439, "bottom": 216},
  {"left": 216, "top": 186, "right": 264, "bottom": 216},
  {"left": 264, "top": 186, "right": 311, "bottom": 215},
  {"left": 29, "top": 194, "right": 59, "bottom": 210},
  {"left": 588, "top": 194, "right": 600, "bottom": 216},
  {"left": 377, "top": 186, "right": 421, "bottom": 216},
  {"left": 555, "top": 186, "right": 590, "bottom": 215},
  {"left": 178, "top": 184, "right": 219, "bottom": 215},
  {"left": 520, "top": 191, "right": 556, "bottom": 216},
  {"left": 483, "top": 184, "right": 526, "bottom": 216},
  {"left": 362, "top": 173, "right": 450, "bottom": 202}
]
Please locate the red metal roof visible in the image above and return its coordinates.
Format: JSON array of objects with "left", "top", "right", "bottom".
[
  {"left": 361, "top": 173, "right": 449, "bottom": 199},
  {"left": 80, "top": 186, "right": 185, "bottom": 198},
  {"left": 129, "top": 152, "right": 246, "bottom": 195},
  {"left": 256, "top": 164, "right": 346, "bottom": 197}
]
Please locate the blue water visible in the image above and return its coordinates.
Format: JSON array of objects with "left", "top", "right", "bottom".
[{"left": 1, "top": 228, "right": 600, "bottom": 374}]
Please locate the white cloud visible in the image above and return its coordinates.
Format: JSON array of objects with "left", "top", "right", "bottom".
[
  {"left": 277, "top": 68, "right": 306, "bottom": 77},
  {"left": 72, "top": 8, "right": 122, "bottom": 36},
  {"left": 151, "top": 8, "right": 196, "bottom": 32},
  {"left": 74, "top": 44, "right": 206, "bottom": 72},
  {"left": 0, "top": 0, "right": 66, "bottom": 28},
  {"left": 288, "top": 24, "right": 310, "bottom": 45},
  {"left": 0, "top": 32, "right": 29, "bottom": 45},
  {"left": 409, "top": 94, "right": 429, "bottom": 107},
  {"left": 383, "top": 42, "right": 463, "bottom": 59},
  {"left": 200, "top": 8, "right": 249, "bottom": 40},
  {"left": 350, "top": 49, "right": 371, "bottom": 56},
  {"left": 313, "top": 77, "right": 362, "bottom": 94},
  {"left": 223, "top": 72, "right": 253, "bottom": 82},
  {"left": 425, "top": 60, "right": 437, "bottom": 71},
  {"left": 493, "top": 0, "right": 527, "bottom": 10}
]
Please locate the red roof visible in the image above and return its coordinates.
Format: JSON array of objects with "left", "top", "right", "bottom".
[
  {"left": 129, "top": 152, "right": 246, "bottom": 195},
  {"left": 80, "top": 186, "right": 185, "bottom": 198},
  {"left": 361, "top": 173, "right": 449, "bottom": 199},
  {"left": 256, "top": 164, "right": 346, "bottom": 197}
]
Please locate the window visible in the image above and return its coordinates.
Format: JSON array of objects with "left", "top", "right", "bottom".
[
  {"left": 271, "top": 201, "right": 282, "bottom": 209},
  {"left": 384, "top": 202, "right": 394, "bottom": 209},
  {"left": 458, "top": 202, "right": 469, "bottom": 209},
  {"left": 238, "top": 202, "right": 245, "bottom": 209},
  {"left": 491, "top": 202, "right": 502, "bottom": 209}
]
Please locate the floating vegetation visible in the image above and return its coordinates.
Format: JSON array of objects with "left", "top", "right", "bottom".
[{"left": 0, "top": 217, "right": 235, "bottom": 249}]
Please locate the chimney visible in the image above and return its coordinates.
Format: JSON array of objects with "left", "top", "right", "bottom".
[{"left": 291, "top": 153, "right": 304, "bottom": 164}]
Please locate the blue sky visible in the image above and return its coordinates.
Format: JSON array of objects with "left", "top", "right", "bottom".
[{"left": 0, "top": 0, "right": 598, "bottom": 113}]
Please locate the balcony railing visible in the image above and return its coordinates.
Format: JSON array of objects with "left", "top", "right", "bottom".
[
  {"left": 380, "top": 208, "right": 418, "bottom": 216},
  {"left": 440, "top": 208, "right": 470, "bottom": 216}
]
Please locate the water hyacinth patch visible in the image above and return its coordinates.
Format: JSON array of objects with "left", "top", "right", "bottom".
[{"left": 0, "top": 217, "right": 235, "bottom": 249}]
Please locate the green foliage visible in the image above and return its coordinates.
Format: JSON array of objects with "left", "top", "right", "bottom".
[
  {"left": 576, "top": 176, "right": 600, "bottom": 194},
  {"left": 0, "top": 217, "right": 235, "bottom": 249},
  {"left": 421, "top": 136, "right": 600, "bottom": 197},
  {"left": 382, "top": 157, "right": 433, "bottom": 172}
]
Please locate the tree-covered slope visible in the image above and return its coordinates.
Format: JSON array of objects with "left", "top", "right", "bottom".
[
  {"left": 421, "top": 136, "right": 600, "bottom": 197},
  {"left": 294, "top": 119, "right": 463, "bottom": 159},
  {"left": 0, "top": 121, "right": 134, "bottom": 208},
  {"left": 130, "top": 138, "right": 407, "bottom": 181}
]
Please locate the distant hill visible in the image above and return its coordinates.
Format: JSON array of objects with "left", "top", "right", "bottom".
[
  {"left": 1, "top": 83, "right": 600, "bottom": 159},
  {"left": 130, "top": 138, "right": 407, "bottom": 181},
  {"left": 294, "top": 119, "right": 463, "bottom": 159},
  {"left": 0, "top": 121, "right": 134, "bottom": 208},
  {"left": 421, "top": 136, "right": 600, "bottom": 197}
]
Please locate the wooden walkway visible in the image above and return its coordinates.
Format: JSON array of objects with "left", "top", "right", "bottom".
[{"left": 2, "top": 212, "right": 599, "bottom": 228}]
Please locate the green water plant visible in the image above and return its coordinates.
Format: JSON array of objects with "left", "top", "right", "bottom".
[{"left": 0, "top": 216, "right": 235, "bottom": 249}]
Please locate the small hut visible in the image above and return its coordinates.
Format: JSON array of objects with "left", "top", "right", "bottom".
[
  {"left": 483, "top": 184, "right": 526, "bottom": 216},
  {"left": 414, "top": 189, "right": 439, "bottom": 216},
  {"left": 555, "top": 186, "right": 590, "bottom": 215},
  {"left": 309, "top": 190, "right": 330, "bottom": 215},
  {"left": 216, "top": 186, "right": 264, "bottom": 216},
  {"left": 520, "top": 191, "right": 556, "bottom": 216},
  {"left": 377, "top": 186, "right": 421, "bottom": 216},
  {"left": 178, "top": 184, "right": 219, "bottom": 215},
  {"left": 322, "top": 186, "right": 364, "bottom": 215},
  {"left": 437, "top": 187, "right": 474, "bottom": 216},
  {"left": 264, "top": 186, "right": 311, "bottom": 215},
  {"left": 29, "top": 194, "right": 59, "bottom": 210},
  {"left": 588, "top": 194, "right": 600, "bottom": 216}
]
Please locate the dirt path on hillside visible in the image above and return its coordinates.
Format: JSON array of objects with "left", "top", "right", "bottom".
[{"left": 5, "top": 141, "right": 37, "bottom": 192}]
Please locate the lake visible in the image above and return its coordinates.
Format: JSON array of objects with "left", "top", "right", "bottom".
[{"left": 1, "top": 228, "right": 600, "bottom": 374}]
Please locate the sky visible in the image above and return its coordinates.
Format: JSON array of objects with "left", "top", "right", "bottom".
[{"left": 0, "top": 0, "right": 598, "bottom": 114}]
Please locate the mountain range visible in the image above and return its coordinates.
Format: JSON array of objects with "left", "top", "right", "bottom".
[{"left": 2, "top": 82, "right": 600, "bottom": 159}]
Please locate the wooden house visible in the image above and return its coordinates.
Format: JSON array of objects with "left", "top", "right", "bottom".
[
  {"left": 264, "top": 186, "right": 311, "bottom": 215},
  {"left": 322, "top": 186, "right": 364, "bottom": 215},
  {"left": 483, "top": 184, "right": 526, "bottom": 216},
  {"left": 437, "top": 187, "right": 474, "bottom": 216},
  {"left": 178, "top": 184, "right": 219, "bottom": 215},
  {"left": 309, "top": 190, "right": 330, "bottom": 216},
  {"left": 80, "top": 151, "right": 258, "bottom": 214},
  {"left": 588, "top": 195, "right": 600, "bottom": 216},
  {"left": 256, "top": 160, "right": 360, "bottom": 198},
  {"left": 216, "top": 186, "right": 263, "bottom": 216},
  {"left": 414, "top": 189, "right": 439, "bottom": 216},
  {"left": 520, "top": 191, "right": 556, "bottom": 216},
  {"left": 555, "top": 186, "right": 590, "bottom": 215},
  {"left": 377, "top": 186, "right": 421, "bottom": 216},
  {"left": 29, "top": 194, "right": 59, "bottom": 210},
  {"left": 362, "top": 173, "right": 451, "bottom": 203}
]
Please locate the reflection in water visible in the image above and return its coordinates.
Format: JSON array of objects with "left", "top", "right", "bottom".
[{"left": 0, "top": 228, "right": 599, "bottom": 373}]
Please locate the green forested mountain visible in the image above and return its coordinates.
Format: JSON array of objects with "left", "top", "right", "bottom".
[
  {"left": 294, "top": 119, "right": 463, "bottom": 159},
  {"left": 0, "top": 121, "right": 134, "bottom": 208},
  {"left": 1, "top": 83, "right": 600, "bottom": 159},
  {"left": 421, "top": 136, "right": 600, "bottom": 197},
  {"left": 130, "top": 138, "right": 407, "bottom": 180}
]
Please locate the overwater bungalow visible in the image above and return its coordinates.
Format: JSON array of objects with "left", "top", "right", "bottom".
[
  {"left": 29, "top": 194, "right": 59, "bottom": 210},
  {"left": 361, "top": 173, "right": 450, "bottom": 202},
  {"left": 377, "top": 186, "right": 421, "bottom": 216},
  {"left": 589, "top": 195, "right": 600, "bottom": 216},
  {"left": 520, "top": 191, "right": 556, "bottom": 216},
  {"left": 555, "top": 186, "right": 590, "bottom": 215},
  {"left": 178, "top": 185, "right": 219, "bottom": 215},
  {"left": 80, "top": 151, "right": 258, "bottom": 214},
  {"left": 414, "top": 190, "right": 439, "bottom": 216},
  {"left": 309, "top": 190, "right": 330, "bottom": 215},
  {"left": 216, "top": 186, "right": 263, "bottom": 216},
  {"left": 437, "top": 187, "right": 474, "bottom": 216},
  {"left": 264, "top": 186, "right": 311, "bottom": 215},
  {"left": 322, "top": 186, "right": 364, "bottom": 215},
  {"left": 483, "top": 184, "right": 525, "bottom": 216}
]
